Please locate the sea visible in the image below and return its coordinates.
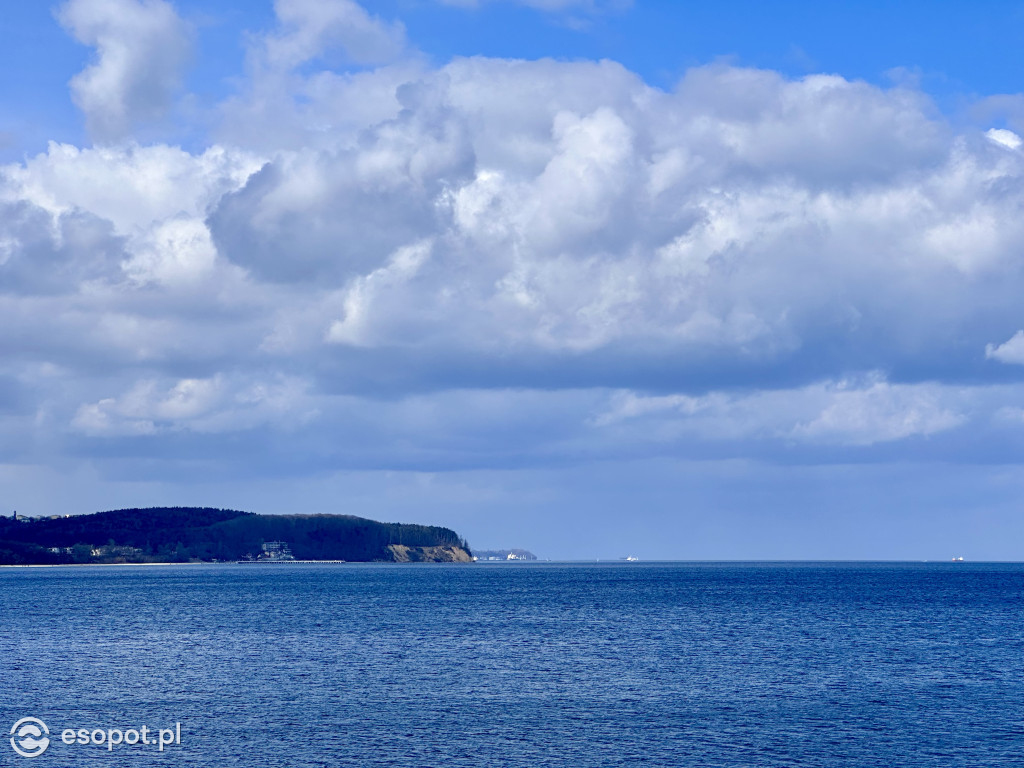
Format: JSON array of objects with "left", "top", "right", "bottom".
[{"left": 2, "top": 561, "right": 1023, "bottom": 767}]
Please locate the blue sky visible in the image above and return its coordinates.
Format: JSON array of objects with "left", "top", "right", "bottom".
[
  {"left": 5, "top": 1, "right": 1024, "bottom": 154},
  {"left": 2, "top": 0, "right": 1024, "bottom": 559}
]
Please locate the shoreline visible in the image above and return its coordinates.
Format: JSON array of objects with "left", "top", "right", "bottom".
[{"left": 0, "top": 559, "right": 466, "bottom": 568}]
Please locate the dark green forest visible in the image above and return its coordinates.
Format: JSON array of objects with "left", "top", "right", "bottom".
[{"left": 0, "top": 507, "right": 471, "bottom": 565}]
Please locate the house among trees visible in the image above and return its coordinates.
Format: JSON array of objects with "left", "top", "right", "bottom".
[{"left": 260, "top": 541, "right": 294, "bottom": 561}]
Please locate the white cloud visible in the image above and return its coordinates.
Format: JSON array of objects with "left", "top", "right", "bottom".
[
  {"left": 202, "top": 57, "right": 1024, "bottom": 368},
  {"left": 57, "top": 0, "right": 193, "bottom": 142},
  {"left": 72, "top": 375, "right": 316, "bottom": 436},
  {"left": 326, "top": 240, "right": 433, "bottom": 346},
  {"left": 591, "top": 377, "right": 966, "bottom": 447},
  {"left": 789, "top": 380, "right": 965, "bottom": 445},
  {"left": 215, "top": 0, "right": 412, "bottom": 152},
  {"left": 7, "top": 18, "right": 1024, "bottom": 480},
  {"left": 123, "top": 217, "right": 219, "bottom": 286},
  {"left": 0, "top": 201, "right": 123, "bottom": 295},
  {"left": 2, "top": 142, "right": 262, "bottom": 234},
  {"left": 986, "top": 330, "right": 1024, "bottom": 365},
  {"left": 265, "top": 0, "right": 406, "bottom": 69},
  {"left": 986, "top": 128, "right": 1023, "bottom": 151}
]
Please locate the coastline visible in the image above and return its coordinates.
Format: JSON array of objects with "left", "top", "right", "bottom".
[{"left": 0, "top": 559, "right": 466, "bottom": 568}]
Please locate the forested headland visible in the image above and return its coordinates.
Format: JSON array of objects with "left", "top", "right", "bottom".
[{"left": 0, "top": 507, "right": 472, "bottom": 565}]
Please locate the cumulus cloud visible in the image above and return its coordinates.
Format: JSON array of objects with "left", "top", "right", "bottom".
[
  {"left": 217, "top": 0, "right": 415, "bottom": 152},
  {"left": 986, "top": 331, "right": 1024, "bottom": 365},
  {"left": 57, "top": 0, "right": 193, "bottom": 142},
  {"left": 7, "top": 5, "right": 1024, "bottom": 487},
  {"left": 123, "top": 217, "right": 220, "bottom": 286},
  {"left": 265, "top": 0, "right": 406, "bottom": 69},
  {"left": 2, "top": 142, "right": 262, "bottom": 233},
  {"left": 203, "top": 58, "right": 1024, "bottom": 374},
  {"left": 0, "top": 201, "right": 123, "bottom": 295},
  {"left": 326, "top": 240, "right": 434, "bottom": 346}
]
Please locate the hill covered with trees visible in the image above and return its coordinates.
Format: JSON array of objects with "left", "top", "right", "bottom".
[{"left": 0, "top": 507, "right": 471, "bottom": 565}]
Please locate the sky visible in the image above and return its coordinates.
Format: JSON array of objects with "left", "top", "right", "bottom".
[{"left": 2, "top": 0, "right": 1024, "bottom": 560}]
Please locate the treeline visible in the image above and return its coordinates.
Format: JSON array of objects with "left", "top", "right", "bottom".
[{"left": 0, "top": 507, "right": 471, "bottom": 565}]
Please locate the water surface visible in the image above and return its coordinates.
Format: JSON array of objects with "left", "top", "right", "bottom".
[{"left": 2, "top": 561, "right": 1022, "bottom": 766}]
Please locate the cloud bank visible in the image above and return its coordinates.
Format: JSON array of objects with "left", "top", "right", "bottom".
[{"left": 4, "top": 0, "right": 1024, "bottom": 554}]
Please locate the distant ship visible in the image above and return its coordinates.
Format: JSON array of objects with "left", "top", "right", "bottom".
[
  {"left": 952, "top": 556, "right": 965, "bottom": 562},
  {"left": 625, "top": 555, "right": 639, "bottom": 562}
]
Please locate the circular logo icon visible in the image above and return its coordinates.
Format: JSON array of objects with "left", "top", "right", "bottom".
[{"left": 10, "top": 718, "right": 50, "bottom": 758}]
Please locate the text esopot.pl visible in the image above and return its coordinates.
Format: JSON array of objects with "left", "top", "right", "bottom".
[
  {"left": 63, "top": 724, "right": 182, "bottom": 752},
  {"left": 9, "top": 718, "right": 183, "bottom": 758}
]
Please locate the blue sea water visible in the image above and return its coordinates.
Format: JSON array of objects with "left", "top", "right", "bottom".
[{"left": 1, "top": 561, "right": 1023, "bottom": 767}]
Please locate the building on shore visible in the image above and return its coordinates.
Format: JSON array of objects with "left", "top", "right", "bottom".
[{"left": 260, "top": 541, "right": 295, "bottom": 561}]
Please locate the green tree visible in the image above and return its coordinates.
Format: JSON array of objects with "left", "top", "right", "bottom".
[{"left": 172, "top": 542, "right": 189, "bottom": 563}]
